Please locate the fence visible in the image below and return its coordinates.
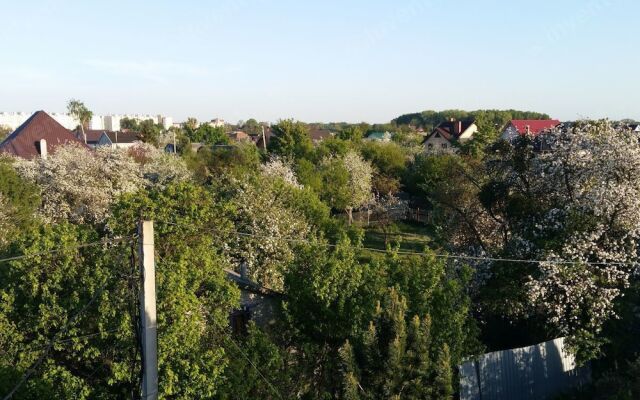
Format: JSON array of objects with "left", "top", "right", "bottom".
[{"left": 459, "top": 337, "right": 591, "bottom": 400}]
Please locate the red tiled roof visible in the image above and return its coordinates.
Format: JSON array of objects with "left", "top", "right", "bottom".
[
  {"left": 509, "top": 120, "right": 561, "bottom": 135},
  {"left": 0, "top": 111, "right": 89, "bottom": 159}
]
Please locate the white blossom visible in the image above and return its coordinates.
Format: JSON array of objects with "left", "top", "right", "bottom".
[{"left": 13, "top": 143, "right": 191, "bottom": 225}]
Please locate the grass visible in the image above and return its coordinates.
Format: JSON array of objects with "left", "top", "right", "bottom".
[{"left": 362, "top": 220, "right": 435, "bottom": 253}]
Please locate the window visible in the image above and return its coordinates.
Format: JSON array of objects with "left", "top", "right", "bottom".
[
  {"left": 428, "top": 143, "right": 433, "bottom": 149},
  {"left": 441, "top": 143, "right": 448, "bottom": 149}
]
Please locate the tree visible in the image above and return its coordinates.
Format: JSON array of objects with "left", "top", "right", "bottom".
[
  {"left": 268, "top": 119, "right": 313, "bottom": 160},
  {"left": 320, "top": 151, "right": 373, "bottom": 225},
  {"left": 476, "top": 120, "right": 640, "bottom": 360},
  {"left": 242, "top": 118, "right": 262, "bottom": 136},
  {"left": 196, "top": 124, "right": 229, "bottom": 145},
  {"left": 0, "top": 125, "right": 11, "bottom": 142},
  {"left": 185, "top": 117, "right": 198, "bottom": 131},
  {"left": 12, "top": 144, "right": 190, "bottom": 225},
  {"left": 225, "top": 169, "right": 329, "bottom": 290},
  {"left": 0, "top": 159, "right": 40, "bottom": 245},
  {"left": 138, "top": 119, "right": 162, "bottom": 145},
  {"left": 66, "top": 99, "right": 93, "bottom": 144},
  {"left": 433, "top": 344, "right": 453, "bottom": 400},
  {"left": 119, "top": 117, "right": 140, "bottom": 131},
  {"left": 360, "top": 141, "right": 407, "bottom": 196}
]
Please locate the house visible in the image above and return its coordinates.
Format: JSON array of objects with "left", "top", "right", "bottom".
[
  {"left": 228, "top": 130, "right": 251, "bottom": 142},
  {"left": 629, "top": 123, "right": 640, "bottom": 133},
  {"left": 309, "top": 128, "right": 335, "bottom": 143},
  {"left": 209, "top": 118, "right": 226, "bottom": 128},
  {"left": 96, "top": 131, "right": 141, "bottom": 149},
  {"left": 75, "top": 129, "right": 111, "bottom": 148},
  {"left": 500, "top": 119, "right": 561, "bottom": 141},
  {"left": 423, "top": 119, "right": 478, "bottom": 153},
  {"left": 365, "top": 131, "right": 394, "bottom": 142},
  {"left": 225, "top": 268, "right": 282, "bottom": 333},
  {"left": 0, "top": 111, "right": 88, "bottom": 159}
]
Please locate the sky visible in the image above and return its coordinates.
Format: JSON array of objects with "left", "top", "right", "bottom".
[{"left": 0, "top": 0, "right": 638, "bottom": 123}]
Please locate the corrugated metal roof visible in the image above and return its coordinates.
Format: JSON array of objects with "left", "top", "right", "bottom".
[
  {"left": 0, "top": 111, "right": 88, "bottom": 159},
  {"left": 460, "top": 337, "right": 591, "bottom": 400}
]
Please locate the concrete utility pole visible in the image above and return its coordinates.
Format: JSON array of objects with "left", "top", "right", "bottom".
[
  {"left": 138, "top": 220, "right": 158, "bottom": 400},
  {"left": 261, "top": 125, "right": 267, "bottom": 152}
]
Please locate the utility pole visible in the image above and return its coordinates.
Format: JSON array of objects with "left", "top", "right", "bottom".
[
  {"left": 261, "top": 125, "right": 267, "bottom": 152},
  {"left": 138, "top": 220, "right": 158, "bottom": 400},
  {"left": 172, "top": 131, "right": 177, "bottom": 154}
]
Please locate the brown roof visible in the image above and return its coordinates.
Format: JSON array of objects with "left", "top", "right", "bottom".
[
  {"left": 104, "top": 131, "right": 140, "bottom": 143},
  {"left": 80, "top": 129, "right": 109, "bottom": 144},
  {"left": 0, "top": 111, "right": 88, "bottom": 159},
  {"left": 309, "top": 128, "right": 334, "bottom": 142},
  {"left": 422, "top": 119, "right": 475, "bottom": 144}
]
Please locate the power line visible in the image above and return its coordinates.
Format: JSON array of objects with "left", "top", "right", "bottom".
[
  {"left": 0, "top": 236, "right": 135, "bottom": 264},
  {"left": 226, "top": 229, "right": 639, "bottom": 267},
  {"left": 155, "top": 220, "right": 637, "bottom": 267},
  {"left": 2, "top": 274, "right": 118, "bottom": 400},
  {"left": 224, "top": 335, "right": 284, "bottom": 400}
]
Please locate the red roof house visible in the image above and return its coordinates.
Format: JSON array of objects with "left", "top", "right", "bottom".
[
  {"left": 501, "top": 119, "right": 561, "bottom": 141},
  {"left": 0, "top": 111, "right": 88, "bottom": 159}
]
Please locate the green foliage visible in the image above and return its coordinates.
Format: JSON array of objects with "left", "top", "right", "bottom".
[
  {"left": 186, "top": 142, "right": 261, "bottom": 182},
  {"left": 268, "top": 119, "right": 313, "bottom": 160},
  {"left": 218, "top": 323, "right": 296, "bottom": 400},
  {"left": 138, "top": 119, "right": 163, "bottom": 145},
  {"left": 0, "top": 222, "right": 135, "bottom": 398},
  {"left": 66, "top": 99, "right": 93, "bottom": 131},
  {"left": 337, "top": 287, "right": 461, "bottom": 400},
  {"left": 110, "top": 182, "right": 240, "bottom": 398},
  {"left": 393, "top": 109, "right": 550, "bottom": 132},
  {"left": 190, "top": 124, "right": 229, "bottom": 145},
  {"left": 119, "top": 117, "right": 140, "bottom": 131},
  {"left": 0, "top": 159, "right": 40, "bottom": 244},
  {"left": 360, "top": 141, "right": 407, "bottom": 196},
  {"left": 0, "top": 125, "right": 11, "bottom": 141}
]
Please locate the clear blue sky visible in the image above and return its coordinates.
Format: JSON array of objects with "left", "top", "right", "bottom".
[{"left": 1, "top": 0, "right": 638, "bottom": 123}]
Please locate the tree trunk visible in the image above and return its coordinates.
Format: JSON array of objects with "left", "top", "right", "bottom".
[{"left": 347, "top": 208, "right": 353, "bottom": 225}]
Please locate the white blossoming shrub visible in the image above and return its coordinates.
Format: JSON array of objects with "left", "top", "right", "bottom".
[
  {"left": 505, "top": 121, "right": 640, "bottom": 357},
  {"left": 227, "top": 174, "right": 311, "bottom": 290},
  {"left": 13, "top": 144, "right": 191, "bottom": 225},
  {"left": 260, "top": 157, "right": 301, "bottom": 188}
]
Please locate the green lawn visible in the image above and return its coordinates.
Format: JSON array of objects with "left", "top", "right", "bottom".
[{"left": 362, "top": 220, "right": 435, "bottom": 253}]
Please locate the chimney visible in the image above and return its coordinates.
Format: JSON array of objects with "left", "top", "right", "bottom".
[
  {"left": 455, "top": 121, "right": 462, "bottom": 135},
  {"left": 39, "top": 139, "right": 47, "bottom": 159},
  {"left": 525, "top": 125, "right": 531, "bottom": 135}
]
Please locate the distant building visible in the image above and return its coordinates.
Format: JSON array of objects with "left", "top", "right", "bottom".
[
  {"left": 0, "top": 111, "right": 78, "bottom": 130},
  {"left": 500, "top": 119, "right": 561, "bottom": 141},
  {"left": 209, "top": 118, "right": 226, "bottom": 128},
  {"left": 1, "top": 111, "right": 172, "bottom": 131},
  {"left": 96, "top": 131, "right": 141, "bottom": 149},
  {"left": 0, "top": 111, "right": 88, "bottom": 159},
  {"left": 225, "top": 268, "right": 281, "bottom": 333},
  {"left": 75, "top": 129, "right": 110, "bottom": 148},
  {"left": 228, "top": 130, "right": 251, "bottom": 142},
  {"left": 423, "top": 119, "right": 478, "bottom": 153},
  {"left": 365, "top": 131, "right": 393, "bottom": 142},
  {"left": 309, "top": 128, "right": 335, "bottom": 143}
]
